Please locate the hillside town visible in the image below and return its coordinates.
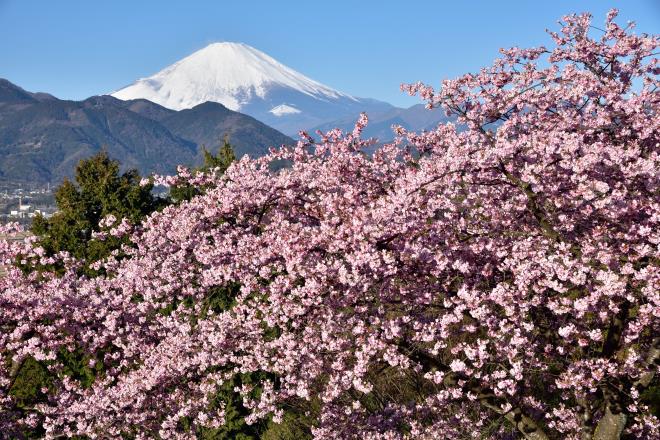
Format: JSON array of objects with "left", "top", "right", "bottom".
[{"left": 0, "top": 185, "right": 56, "bottom": 225}]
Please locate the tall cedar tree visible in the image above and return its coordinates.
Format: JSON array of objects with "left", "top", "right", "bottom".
[
  {"left": 31, "top": 151, "right": 162, "bottom": 270},
  {"left": 170, "top": 138, "right": 236, "bottom": 203}
]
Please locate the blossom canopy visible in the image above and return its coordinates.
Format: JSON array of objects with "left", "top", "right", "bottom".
[{"left": 1, "top": 9, "right": 659, "bottom": 440}]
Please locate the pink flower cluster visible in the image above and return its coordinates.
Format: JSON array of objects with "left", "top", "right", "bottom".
[{"left": 1, "top": 10, "right": 658, "bottom": 440}]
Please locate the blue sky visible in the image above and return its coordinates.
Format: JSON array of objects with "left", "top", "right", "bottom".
[{"left": 1, "top": 0, "right": 658, "bottom": 107}]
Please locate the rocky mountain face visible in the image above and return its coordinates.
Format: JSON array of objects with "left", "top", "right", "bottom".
[{"left": 0, "top": 79, "right": 292, "bottom": 184}]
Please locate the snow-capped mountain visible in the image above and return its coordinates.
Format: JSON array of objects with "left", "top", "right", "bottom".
[{"left": 111, "top": 42, "right": 394, "bottom": 135}]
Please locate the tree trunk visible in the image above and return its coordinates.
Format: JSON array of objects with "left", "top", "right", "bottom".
[
  {"left": 592, "top": 407, "right": 626, "bottom": 440},
  {"left": 503, "top": 409, "right": 550, "bottom": 440}
]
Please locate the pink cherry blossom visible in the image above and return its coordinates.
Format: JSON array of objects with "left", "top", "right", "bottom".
[{"left": 0, "top": 9, "right": 658, "bottom": 440}]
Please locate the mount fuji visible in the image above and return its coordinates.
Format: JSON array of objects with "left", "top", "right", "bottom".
[{"left": 111, "top": 42, "right": 394, "bottom": 136}]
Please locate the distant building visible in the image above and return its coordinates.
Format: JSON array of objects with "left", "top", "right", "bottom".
[
  {"left": 0, "top": 187, "right": 56, "bottom": 225},
  {"left": 7, "top": 199, "right": 55, "bottom": 219}
]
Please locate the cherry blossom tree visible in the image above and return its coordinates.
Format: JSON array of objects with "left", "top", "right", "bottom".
[{"left": 1, "top": 9, "right": 658, "bottom": 440}]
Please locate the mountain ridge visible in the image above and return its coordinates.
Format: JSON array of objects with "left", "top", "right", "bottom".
[
  {"left": 310, "top": 104, "right": 454, "bottom": 142},
  {"left": 0, "top": 79, "right": 292, "bottom": 184}
]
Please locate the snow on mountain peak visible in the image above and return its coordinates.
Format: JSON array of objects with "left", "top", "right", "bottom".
[
  {"left": 269, "top": 104, "right": 301, "bottom": 116},
  {"left": 110, "top": 42, "right": 395, "bottom": 136},
  {"left": 111, "top": 42, "right": 355, "bottom": 111}
]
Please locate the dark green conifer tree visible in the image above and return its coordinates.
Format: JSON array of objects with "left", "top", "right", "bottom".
[
  {"left": 31, "top": 151, "right": 163, "bottom": 272},
  {"left": 169, "top": 137, "right": 236, "bottom": 203}
]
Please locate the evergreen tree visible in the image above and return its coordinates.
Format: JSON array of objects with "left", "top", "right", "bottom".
[
  {"left": 170, "top": 137, "right": 236, "bottom": 203},
  {"left": 31, "top": 151, "right": 162, "bottom": 270}
]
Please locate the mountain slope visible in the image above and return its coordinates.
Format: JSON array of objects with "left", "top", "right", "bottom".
[
  {"left": 159, "top": 101, "right": 291, "bottom": 156},
  {"left": 0, "top": 79, "right": 292, "bottom": 184},
  {"left": 0, "top": 78, "right": 38, "bottom": 106},
  {"left": 111, "top": 42, "right": 394, "bottom": 135},
  {"left": 311, "top": 104, "right": 453, "bottom": 142}
]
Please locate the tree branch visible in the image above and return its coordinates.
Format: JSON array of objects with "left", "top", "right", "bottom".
[{"left": 398, "top": 340, "right": 550, "bottom": 440}]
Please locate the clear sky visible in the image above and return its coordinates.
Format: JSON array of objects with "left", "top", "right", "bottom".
[{"left": 1, "top": 0, "right": 658, "bottom": 107}]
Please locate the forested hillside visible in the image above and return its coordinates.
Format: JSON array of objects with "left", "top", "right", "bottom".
[{"left": 0, "top": 80, "right": 292, "bottom": 184}]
